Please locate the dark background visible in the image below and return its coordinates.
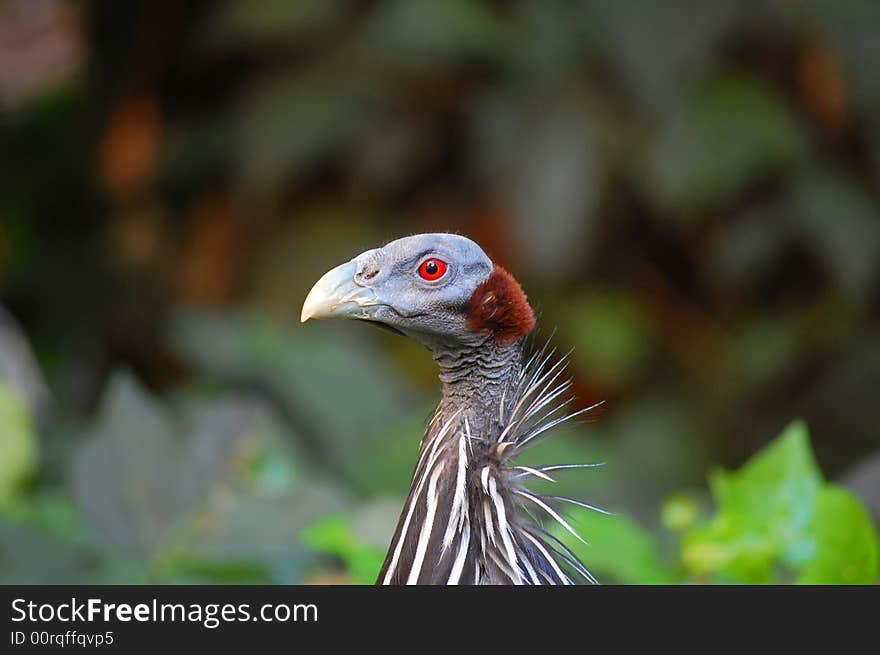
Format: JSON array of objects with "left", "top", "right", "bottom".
[{"left": 0, "top": 0, "right": 878, "bottom": 583}]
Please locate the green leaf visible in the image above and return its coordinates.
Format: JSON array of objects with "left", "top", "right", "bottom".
[
  {"left": 681, "top": 420, "right": 880, "bottom": 584},
  {"left": 682, "top": 420, "right": 823, "bottom": 582},
  {"left": 553, "top": 508, "right": 676, "bottom": 585},
  {"left": 0, "top": 383, "right": 37, "bottom": 506},
  {"left": 72, "top": 371, "right": 348, "bottom": 579},
  {"left": 711, "top": 420, "right": 821, "bottom": 552},
  {"left": 682, "top": 518, "right": 777, "bottom": 583},
  {"left": 302, "top": 514, "right": 385, "bottom": 585},
  {"left": 797, "top": 486, "right": 879, "bottom": 585}
]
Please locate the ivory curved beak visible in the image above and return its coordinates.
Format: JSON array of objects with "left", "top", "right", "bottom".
[{"left": 301, "top": 259, "right": 375, "bottom": 323}]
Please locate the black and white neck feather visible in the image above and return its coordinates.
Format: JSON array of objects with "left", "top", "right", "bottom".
[{"left": 378, "top": 337, "right": 605, "bottom": 585}]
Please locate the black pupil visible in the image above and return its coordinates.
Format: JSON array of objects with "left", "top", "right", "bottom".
[{"left": 425, "top": 261, "right": 438, "bottom": 275}]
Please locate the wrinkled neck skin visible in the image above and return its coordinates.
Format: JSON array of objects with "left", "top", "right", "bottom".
[{"left": 429, "top": 335, "right": 524, "bottom": 438}]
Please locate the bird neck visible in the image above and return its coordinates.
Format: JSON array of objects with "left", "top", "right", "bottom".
[{"left": 431, "top": 336, "right": 524, "bottom": 436}]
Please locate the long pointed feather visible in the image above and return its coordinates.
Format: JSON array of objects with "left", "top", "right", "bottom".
[
  {"left": 547, "top": 495, "right": 613, "bottom": 516},
  {"left": 514, "top": 490, "right": 588, "bottom": 546}
]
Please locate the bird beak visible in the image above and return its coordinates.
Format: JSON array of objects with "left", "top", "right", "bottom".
[{"left": 301, "top": 259, "right": 377, "bottom": 323}]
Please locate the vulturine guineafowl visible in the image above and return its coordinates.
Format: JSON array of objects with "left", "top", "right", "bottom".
[{"left": 301, "top": 233, "right": 603, "bottom": 585}]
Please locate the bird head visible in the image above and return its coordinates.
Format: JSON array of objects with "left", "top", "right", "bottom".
[{"left": 301, "top": 233, "right": 535, "bottom": 348}]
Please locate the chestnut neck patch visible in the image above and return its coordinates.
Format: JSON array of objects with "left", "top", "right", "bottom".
[{"left": 466, "top": 265, "right": 536, "bottom": 343}]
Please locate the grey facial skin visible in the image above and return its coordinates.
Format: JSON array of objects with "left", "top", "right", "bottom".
[{"left": 301, "top": 233, "right": 494, "bottom": 348}]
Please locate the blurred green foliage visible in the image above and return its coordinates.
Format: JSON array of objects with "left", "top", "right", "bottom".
[
  {"left": 551, "top": 421, "right": 878, "bottom": 584},
  {"left": 302, "top": 515, "right": 386, "bottom": 585},
  {"left": 0, "top": 383, "right": 36, "bottom": 507},
  {"left": 640, "top": 73, "right": 809, "bottom": 216},
  {"left": 556, "top": 510, "right": 677, "bottom": 585},
  {"left": 304, "top": 421, "right": 878, "bottom": 584},
  {"left": 1, "top": 0, "right": 879, "bottom": 584}
]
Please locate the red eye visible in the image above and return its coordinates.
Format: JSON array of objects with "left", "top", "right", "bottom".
[{"left": 418, "top": 258, "right": 448, "bottom": 281}]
